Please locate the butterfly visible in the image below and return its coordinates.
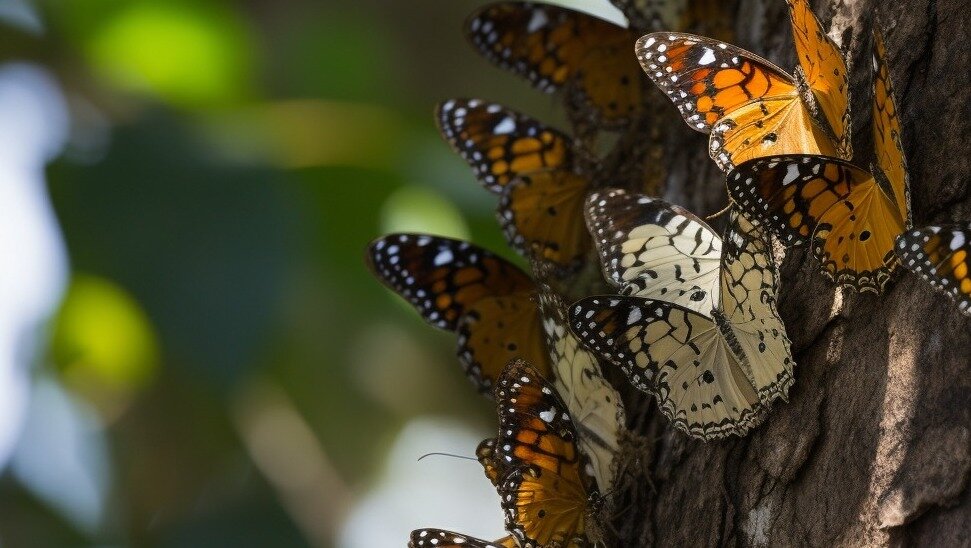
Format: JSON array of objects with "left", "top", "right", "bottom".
[
  {"left": 437, "top": 99, "right": 593, "bottom": 270},
  {"left": 409, "top": 529, "right": 517, "bottom": 548},
  {"left": 366, "top": 233, "right": 550, "bottom": 392},
  {"left": 725, "top": 31, "right": 910, "bottom": 293},
  {"left": 492, "top": 358, "right": 602, "bottom": 547},
  {"left": 536, "top": 282, "right": 625, "bottom": 492},
  {"left": 571, "top": 202, "right": 794, "bottom": 440},
  {"left": 465, "top": 2, "right": 644, "bottom": 128},
  {"left": 635, "top": 0, "right": 850, "bottom": 171},
  {"left": 895, "top": 223, "right": 971, "bottom": 317},
  {"left": 584, "top": 188, "right": 721, "bottom": 313}
]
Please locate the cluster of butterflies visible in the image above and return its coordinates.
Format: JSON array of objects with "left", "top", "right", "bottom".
[{"left": 366, "top": 1, "right": 970, "bottom": 546}]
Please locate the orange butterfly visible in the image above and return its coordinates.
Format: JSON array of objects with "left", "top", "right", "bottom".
[
  {"left": 492, "top": 359, "right": 602, "bottom": 547},
  {"left": 437, "top": 99, "right": 592, "bottom": 270},
  {"left": 366, "top": 234, "right": 550, "bottom": 391},
  {"left": 726, "top": 31, "right": 910, "bottom": 293},
  {"left": 636, "top": 0, "right": 850, "bottom": 171},
  {"left": 466, "top": 2, "right": 644, "bottom": 128}
]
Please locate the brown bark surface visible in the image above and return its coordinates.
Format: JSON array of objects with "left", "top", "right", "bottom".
[{"left": 603, "top": 0, "right": 970, "bottom": 545}]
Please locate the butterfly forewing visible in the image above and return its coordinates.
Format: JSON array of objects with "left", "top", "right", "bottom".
[
  {"left": 635, "top": 32, "right": 794, "bottom": 134},
  {"left": 367, "top": 234, "right": 550, "bottom": 391},
  {"left": 585, "top": 189, "right": 721, "bottom": 313},
  {"left": 896, "top": 224, "right": 971, "bottom": 317},
  {"left": 786, "top": 0, "right": 851, "bottom": 157},
  {"left": 636, "top": 27, "right": 846, "bottom": 170},
  {"left": 466, "top": 2, "right": 642, "bottom": 127},
  {"left": 437, "top": 99, "right": 572, "bottom": 193},
  {"left": 871, "top": 31, "right": 910, "bottom": 227},
  {"left": 409, "top": 529, "right": 516, "bottom": 548}
]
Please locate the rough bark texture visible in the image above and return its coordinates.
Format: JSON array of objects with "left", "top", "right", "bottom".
[{"left": 601, "top": 0, "right": 970, "bottom": 545}]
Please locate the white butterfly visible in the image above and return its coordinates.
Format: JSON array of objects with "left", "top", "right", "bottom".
[{"left": 572, "top": 195, "right": 794, "bottom": 440}]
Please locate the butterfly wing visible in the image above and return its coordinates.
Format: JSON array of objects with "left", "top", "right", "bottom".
[
  {"left": 367, "top": 234, "right": 548, "bottom": 391},
  {"left": 896, "top": 224, "right": 971, "bottom": 316},
  {"left": 718, "top": 212, "right": 795, "bottom": 403},
  {"left": 569, "top": 296, "right": 766, "bottom": 440},
  {"left": 585, "top": 189, "right": 721, "bottom": 313},
  {"left": 538, "top": 285, "right": 625, "bottom": 491},
  {"left": 466, "top": 2, "right": 641, "bottom": 127},
  {"left": 409, "top": 529, "right": 516, "bottom": 548},
  {"left": 494, "top": 359, "right": 591, "bottom": 547},
  {"left": 727, "top": 156, "right": 905, "bottom": 293},
  {"left": 786, "top": 0, "right": 851, "bottom": 158},
  {"left": 458, "top": 293, "right": 550, "bottom": 391},
  {"left": 499, "top": 170, "right": 592, "bottom": 270},
  {"left": 871, "top": 31, "right": 910, "bottom": 226},
  {"left": 436, "top": 99, "right": 572, "bottom": 193}
]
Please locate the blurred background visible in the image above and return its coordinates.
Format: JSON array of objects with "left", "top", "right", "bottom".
[{"left": 0, "top": 0, "right": 624, "bottom": 546}]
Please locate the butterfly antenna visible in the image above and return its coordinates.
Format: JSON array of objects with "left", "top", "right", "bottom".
[
  {"left": 705, "top": 202, "right": 733, "bottom": 221},
  {"left": 417, "top": 452, "right": 478, "bottom": 463}
]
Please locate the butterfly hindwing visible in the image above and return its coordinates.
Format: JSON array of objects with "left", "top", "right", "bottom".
[
  {"left": 896, "top": 224, "right": 971, "bottom": 317},
  {"left": 537, "top": 284, "right": 624, "bottom": 492},
  {"left": 466, "top": 2, "right": 642, "bottom": 127},
  {"left": 437, "top": 99, "right": 573, "bottom": 193},
  {"left": 585, "top": 189, "right": 722, "bottom": 313},
  {"left": 718, "top": 212, "right": 795, "bottom": 402},
  {"left": 500, "top": 170, "right": 592, "bottom": 271},
  {"left": 367, "top": 234, "right": 549, "bottom": 391}
]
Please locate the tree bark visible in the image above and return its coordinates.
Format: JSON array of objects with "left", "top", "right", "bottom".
[{"left": 600, "top": 0, "right": 970, "bottom": 545}]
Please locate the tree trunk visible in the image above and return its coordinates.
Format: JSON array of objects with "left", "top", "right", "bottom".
[{"left": 602, "top": 0, "right": 970, "bottom": 545}]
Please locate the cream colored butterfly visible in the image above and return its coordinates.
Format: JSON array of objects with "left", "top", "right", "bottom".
[{"left": 572, "top": 195, "right": 794, "bottom": 440}]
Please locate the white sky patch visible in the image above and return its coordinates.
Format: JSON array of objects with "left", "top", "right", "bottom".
[
  {"left": 0, "top": 63, "right": 70, "bottom": 471},
  {"left": 339, "top": 417, "right": 505, "bottom": 547}
]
